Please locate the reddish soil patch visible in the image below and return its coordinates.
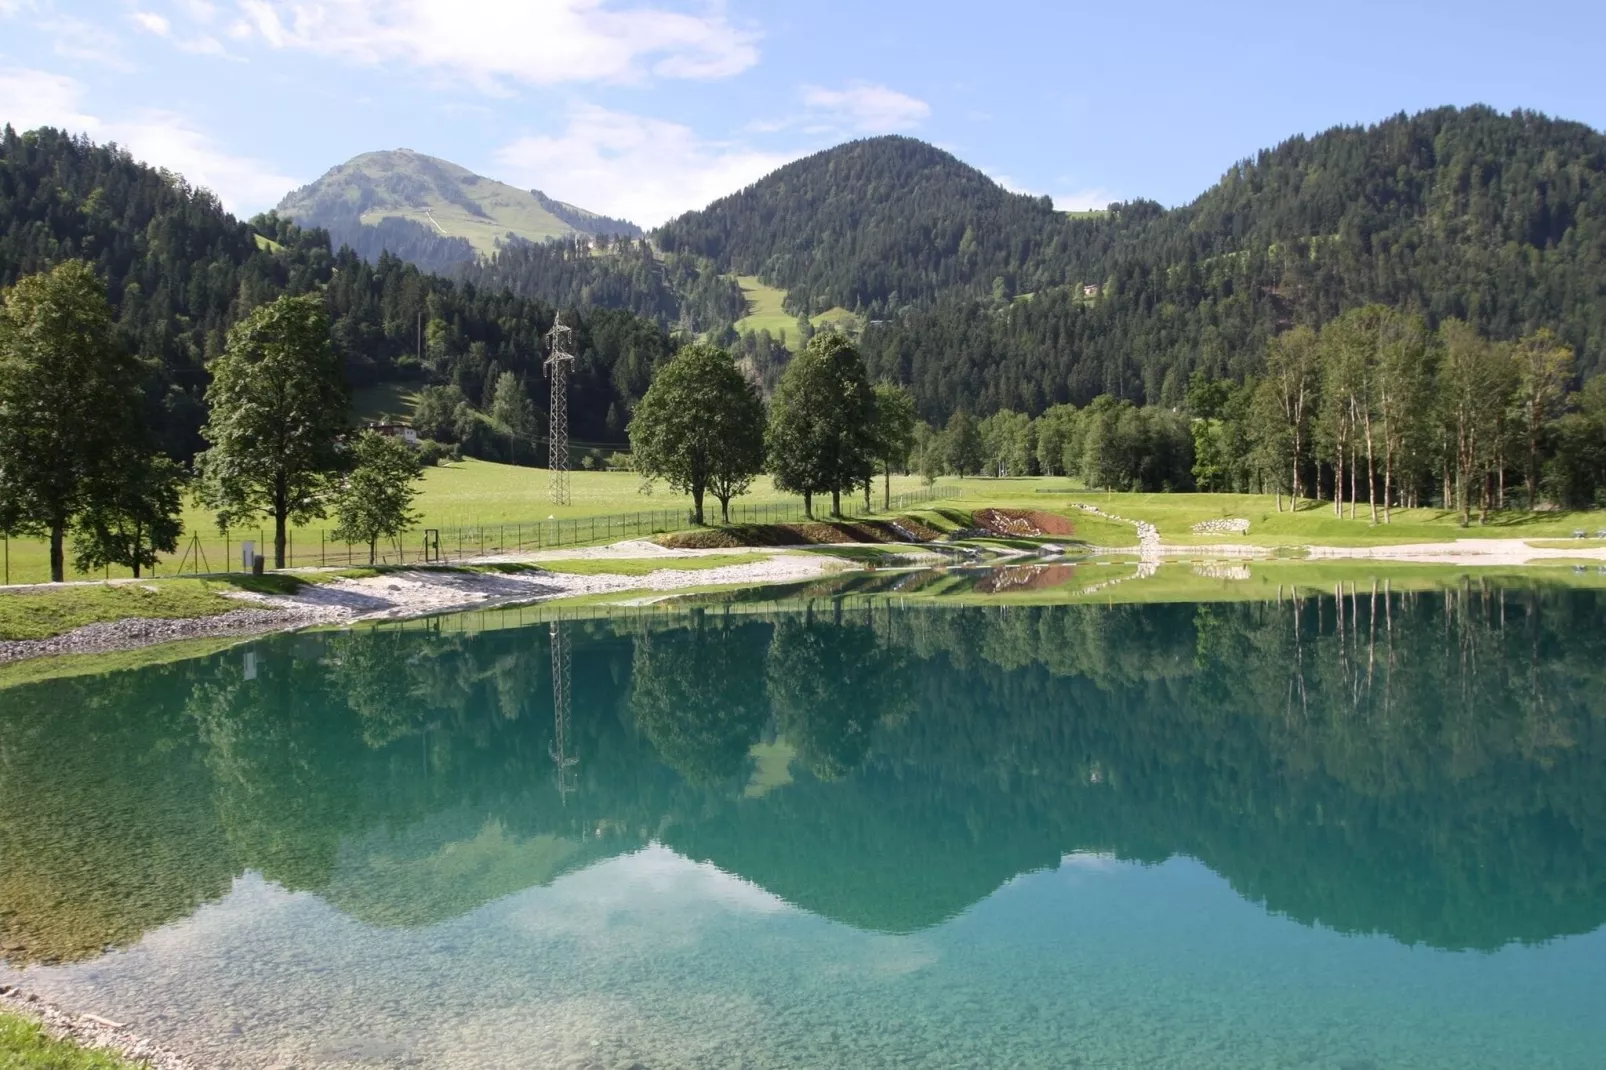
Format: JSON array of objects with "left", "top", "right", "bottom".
[
  {"left": 659, "top": 519, "right": 910, "bottom": 549},
  {"left": 974, "top": 509, "right": 1076, "bottom": 538},
  {"left": 975, "top": 564, "right": 1079, "bottom": 594},
  {"left": 891, "top": 515, "right": 944, "bottom": 541}
]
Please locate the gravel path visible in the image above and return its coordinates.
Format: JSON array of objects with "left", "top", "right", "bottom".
[{"left": 0, "top": 551, "right": 839, "bottom": 666}]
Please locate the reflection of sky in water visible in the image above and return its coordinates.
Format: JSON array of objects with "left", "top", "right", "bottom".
[{"left": 7, "top": 846, "right": 1604, "bottom": 1070}]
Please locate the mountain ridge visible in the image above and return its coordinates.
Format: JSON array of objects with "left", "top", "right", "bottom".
[{"left": 275, "top": 148, "right": 641, "bottom": 272}]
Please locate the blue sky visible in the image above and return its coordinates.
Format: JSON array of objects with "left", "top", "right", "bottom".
[{"left": 2, "top": 1, "right": 1604, "bottom": 226}]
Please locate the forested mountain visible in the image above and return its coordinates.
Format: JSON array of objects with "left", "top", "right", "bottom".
[
  {"left": 460, "top": 234, "right": 747, "bottom": 333},
  {"left": 0, "top": 126, "right": 674, "bottom": 459},
  {"left": 858, "top": 107, "right": 1606, "bottom": 419},
  {"left": 277, "top": 148, "right": 641, "bottom": 274},
  {"left": 655, "top": 136, "right": 1110, "bottom": 316}
]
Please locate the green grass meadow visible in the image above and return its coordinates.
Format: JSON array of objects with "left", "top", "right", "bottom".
[
  {"left": 0, "top": 463, "right": 943, "bottom": 585},
  {"left": 731, "top": 276, "right": 857, "bottom": 350},
  {"left": 4, "top": 467, "right": 1606, "bottom": 586}
]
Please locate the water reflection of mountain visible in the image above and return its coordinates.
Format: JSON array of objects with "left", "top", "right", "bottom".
[{"left": 4, "top": 587, "right": 1605, "bottom": 964}]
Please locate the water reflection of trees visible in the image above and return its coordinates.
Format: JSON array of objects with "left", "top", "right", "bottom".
[{"left": 4, "top": 584, "right": 1606, "bottom": 963}]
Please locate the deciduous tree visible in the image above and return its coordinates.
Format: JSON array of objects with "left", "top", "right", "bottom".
[
  {"left": 630, "top": 342, "right": 766, "bottom": 524},
  {"left": 1512, "top": 329, "right": 1575, "bottom": 510},
  {"left": 331, "top": 431, "right": 423, "bottom": 565},
  {"left": 489, "top": 372, "right": 538, "bottom": 465},
  {"left": 765, "top": 334, "right": 877, "bottom": 517},
  {"left": 0, "top": 261, "right": 145, "bottom": 581},
  {"left": 871, "top": 382, "right": 918, "bottom": 508},
  {"left": 196, "top": 294, "right": 349, "bottom": 568},
  {"left": 72, "top": 452, "right": 185, "bottom": 579}
]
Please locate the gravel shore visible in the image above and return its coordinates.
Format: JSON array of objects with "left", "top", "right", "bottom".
[
  {"left": 0, "top": 547, "right": 839, "bottom": 666},
  {"left": 2, "top": 983, "right": 204, "bottom": 1070}
]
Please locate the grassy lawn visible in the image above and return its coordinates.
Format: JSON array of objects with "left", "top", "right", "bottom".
[
  {"left": 0, "top": 1010, "right": 145, "bottom": 1069},
  {"left": 350, "top": 382, "right": 421, "bottom": 424},
  {"left": 0, "top": 462, "right": 940, "bottom": 584},
  {"left": 935, "top": 482, "right": 1606, "bottom": 548},
  {"left": 0, "top": 580, "right": 249, "bottom": 641},
  {"left": 731, "top": 276, "right": 857, "bottom": 350},
  {"left": 7, "top": 473, "right": 1605, "bottom": 585}
]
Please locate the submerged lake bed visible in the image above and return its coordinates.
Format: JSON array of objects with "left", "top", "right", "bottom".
[{"left": 2, "top": 571, "right": 1604, "bottom": 1068}]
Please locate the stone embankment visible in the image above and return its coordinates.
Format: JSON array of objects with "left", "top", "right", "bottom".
[
  {"left": 1071, "top": 503, "right": 1162, "bottom": 562},
  {"left": 1191, "top": 518, "right": 1251, "bottom": 536}
]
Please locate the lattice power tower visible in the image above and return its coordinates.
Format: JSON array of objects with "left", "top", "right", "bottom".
[
  {"left": 549, "top": 622, "right": 577, "bottom": 802},
  {"left": 545, "top": 316, "right": 575, "bottom": 505}
]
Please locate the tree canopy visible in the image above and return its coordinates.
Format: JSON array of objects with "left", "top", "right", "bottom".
[
  {"left": 765, "top": 333, "right": 878, "bottom": 517},
  {"left": 196, "top": 293, "right": 349, "bottom": 568},
  {"left": 629, "top": 342, "right": 767, "bottom": 524},
  {"left": 0, "top": 260, "right": 151, "bottom": 580}
]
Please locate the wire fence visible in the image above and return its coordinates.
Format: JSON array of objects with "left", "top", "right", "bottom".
[{"left": 0, "top": 482, "right": 960, "bottom": 583}]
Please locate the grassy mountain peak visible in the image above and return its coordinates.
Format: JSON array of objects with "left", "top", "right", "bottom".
[{"left": 277, "top": 148, "right": 640, "bottom": 257}]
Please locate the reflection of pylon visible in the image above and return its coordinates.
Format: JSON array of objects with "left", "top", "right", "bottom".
[
  {"left": 549, "top": 621, "right": 577, "bottom": 802},
  {"left": 545, "top": 316, "right": 575, "bottom": 506}
]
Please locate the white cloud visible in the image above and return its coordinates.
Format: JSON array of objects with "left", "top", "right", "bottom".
[
  {"left": 494, "top": 103, "right": 793, "bottom": 227},
  {"left": 176, "top": 34, "right": 229, "bottom": 55},
  {"left": 179, "top": 0, "right": 218, "bottom": 21},
  {"left": 230, "top": 0, "right": 759, "bottom": 90},
  {"left": 1051, "top": 188, "right": 1118, "bottom": 212},
  {"left": 800, "top": 81, "right": 930, "bottom": 133},
  {"left": 115, "top": 109, "right": 300, "bottom": 213},
  {"left": 0, "top": 66, "right": 102, "bottom": 133},
  {"left": 0, "top": 0, "right": 40, "bottom": 15},
  {"left": 39, "top": 15, "right": 133, "bottom": 68},
  {"left": 0, "top": 67, "right": 298, "bottom": 215},
  {"left": 130, "top": 10, "right": 172, "bottom": 36}
]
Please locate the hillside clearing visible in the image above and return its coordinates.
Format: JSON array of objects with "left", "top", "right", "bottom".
[{"left": 732, "top": 275, "right": 857, "bottom": 350}]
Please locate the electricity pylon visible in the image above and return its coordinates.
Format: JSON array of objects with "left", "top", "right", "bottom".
[
  {"left": 545, "top": 316, "right": 575, "bottom": 505},
  {"left": 549, "top": 621, "right": 577, "bottom": 802}
]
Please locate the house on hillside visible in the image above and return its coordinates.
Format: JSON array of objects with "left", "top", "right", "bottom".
[
  {"left": 1082, "top": 283, "right": 1102, "bottom": 298},
  {"left": 365, "top": 422, "right": 419, "bottom": 447}
]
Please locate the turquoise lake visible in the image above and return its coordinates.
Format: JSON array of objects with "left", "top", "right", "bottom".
[{"left": 2, "top": 580, "right": 1605, "bottom": 1068}]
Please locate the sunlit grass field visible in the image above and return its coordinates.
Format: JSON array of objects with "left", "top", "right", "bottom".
[
  {"left": 731, "top": 276, "right": 856, "bottom": 350},
  {"left": 4, "top": 468, "right": 1606, "bottom": 585},
  {"left": 0, "top": 462, "right": 940, "bottom": 584},
  {"left": 937, "top": 480, "right": 1606, "bottom": 547}
]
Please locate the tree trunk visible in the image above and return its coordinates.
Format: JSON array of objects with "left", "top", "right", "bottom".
[
  {"left": 803, "top": 491, "right": 813, "bottom": 519},
  {"left": 1363, "top": 413, "right": 1377, "bottom": 524},
  {"left": 691, "top": 486, "right": 705, "bottom": 526},
  {"left": 719, "top": 496, "right": 731, "bottom": 524},
  {"left": 831, "top": 486, "right": 842, "bottom": 517},
  {"left": 368, "top": 536, "right": 378, "bottom": 566},
  {"left": 884, "top": 466, "right": 891, "bottom": 510},
  {"left": 273, "top": 477, "right": 288, "bottom": 569},
  {"left": 1290, "top": 428, "right": 1301, "bottom": 508},
  {"left": 1334, "top": 450, "right": 1344, "bottom": 517},
  {"left": 1528, "top": 430, "right": 1540, "bottom": 511},
  {"left": 274, "top": 512, "right": 288, "bottom": 570},
  {"left": 1383, "top": 448, "right": 1393, "bottom": 525},
  {"left": 49, "top": 519, "right": 66, "bottom": 583}
]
